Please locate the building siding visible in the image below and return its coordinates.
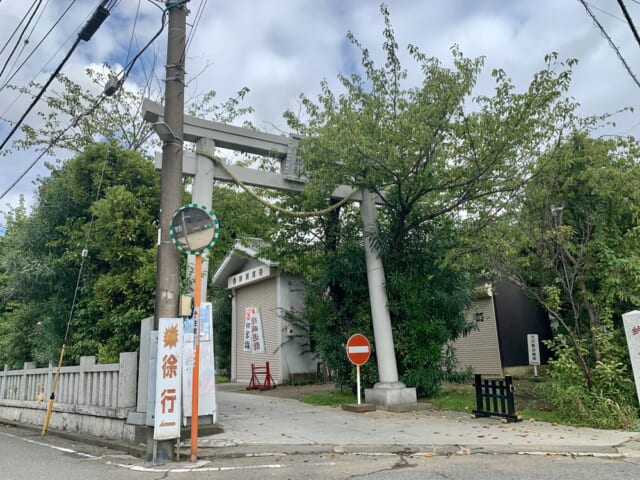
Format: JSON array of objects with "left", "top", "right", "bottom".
[
  {"left": 234, "top": 278, "right": 282, "bottom": 384},
  {"left": 451, "top": 296, "right": 503, "bottom": 377}
]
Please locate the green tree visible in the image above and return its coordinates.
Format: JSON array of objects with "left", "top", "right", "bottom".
[
  {"left": 0, "top": 143, "right": 160, "bottom": 365},
  {"left": 486, "top": 133, "right": 640, "bottom": 427},
  {"left": 278, "top": 5, "right": 582, "bottom": 396}
]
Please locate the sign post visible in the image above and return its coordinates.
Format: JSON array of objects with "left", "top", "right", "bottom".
[
  {"left": 169, "top": 204, "right": 219, "bottom": 463},
  {"left": 346, "top": 334, "right": 371, "bottom": 405},
  {"left": 527, "top": 334, "right": 541, "bottom": 377}
]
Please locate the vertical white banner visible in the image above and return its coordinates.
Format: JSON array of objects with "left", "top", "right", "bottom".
[
  {"left": 622, "top": 311, "right": 640, "bottom": 406},
  {"left": 154, "top": 318, "right": 183, "bottom": 440},
  {"left": 183, "top": 302, "right": 217, "bottom": 419},
  {"left": 244, "top": 307, "right": 265, "bottom": 353}
]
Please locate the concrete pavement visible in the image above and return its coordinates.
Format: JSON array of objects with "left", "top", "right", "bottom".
[{"left": 188, "top": 383, "right": 640, "bottom": 459}]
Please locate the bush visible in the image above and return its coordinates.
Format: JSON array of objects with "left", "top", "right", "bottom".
[{"left": 541, "top": 330, "right": 639, "bottom": 430}]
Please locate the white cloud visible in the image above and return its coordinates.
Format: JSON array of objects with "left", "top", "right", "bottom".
[{"left": 2, "top": 0, "right": 640, "bottom": 216}]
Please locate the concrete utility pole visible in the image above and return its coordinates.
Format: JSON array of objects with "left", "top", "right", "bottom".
[
  {"left": 151, "top": 0, "right": 187, "bottom": 464},
  {"left": 154, "top": 2, "right": 186, "bottom": 327}
]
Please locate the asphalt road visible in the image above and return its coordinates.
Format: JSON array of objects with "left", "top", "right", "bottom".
[{"left": 2, "top": 423, "right": 640, "bottom": 479}]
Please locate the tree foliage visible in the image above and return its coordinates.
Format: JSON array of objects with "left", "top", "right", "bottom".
[
  {"left": 485, "top": 133, "right": 640, "bottom": 426},
  {"left": 276, "top": 5, "right": 582, "bottom": 396},
  {"left": 0, "top": 143, "right": 160, "bottom": 365}
]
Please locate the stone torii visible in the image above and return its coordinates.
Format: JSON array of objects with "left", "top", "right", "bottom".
[{"left": 143, "top": 99, "right": 417, "bottom": 408}]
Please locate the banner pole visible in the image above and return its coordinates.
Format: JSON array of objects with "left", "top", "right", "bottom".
[{"left": 190, "top": 253, "right": 202, "bottom": 463}]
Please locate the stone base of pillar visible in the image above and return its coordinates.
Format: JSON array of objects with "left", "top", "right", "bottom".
[{"left": 364, "top": 381, "right": 417, "bottom": 410}]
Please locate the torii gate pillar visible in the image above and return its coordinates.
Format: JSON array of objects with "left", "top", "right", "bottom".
[
  {"left": 360, "top": 188, "right": 417, "bottom": 408},
  {"left": 187, "top": 138, "right": 215, "bottom": 302}
]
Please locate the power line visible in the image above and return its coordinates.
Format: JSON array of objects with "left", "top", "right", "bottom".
[
  {"left": 0, "top": 1, "right": 43, "bottom": 80},
  {"left": 0, "top": 0, "right": 39, "bottom": 59},
  {"left": 0, "top": 3, "right": 170, "bottom": 201},
  {"left": 185, "top": 0, "right": 208, "bottom": 57},
  {"left": 0, "top": 1, "right": 88, "bottom": 119},
  {"left": 0, "top": 1, "right": 113, "bottom": 154},
  {"left": 125, "top": 0, "right": 143, "bottom": 68},
  {"left": 617, "top": 0, "right": 640, "bottom": 49},
  {"left": 0, "top": 0, "right": 76, "bottom": 93},
  {"left": 1, "top": 0, "right": 51, "bottom": 84},
  {"left": 578, "top": 0, "right": 640, "bottom": 90}
]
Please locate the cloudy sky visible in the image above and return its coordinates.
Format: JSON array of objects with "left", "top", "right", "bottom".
[{"left": 2, "top": 0, "right": 640, "bottom": 231}]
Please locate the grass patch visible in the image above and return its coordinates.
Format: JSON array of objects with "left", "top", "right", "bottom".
[
  {"left": 215, "top": 375, "right": 230, "bottom": 383},
  {"left": 429, "top": 384, "right": 475, "bottom": 413},
  {"left": 300, "top": 390, "right": 356, "bottom": 407},
  {"left": 429, "top": 378, "right": 564, "bottom": 423}
]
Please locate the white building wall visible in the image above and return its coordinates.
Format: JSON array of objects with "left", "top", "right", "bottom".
[{"left": 278, "top": 273, "right": 317, "bottom": 380}]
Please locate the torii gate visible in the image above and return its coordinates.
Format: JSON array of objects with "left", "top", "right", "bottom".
[{"left": 143, "top": 99, "right": 416, "bottom": 408}]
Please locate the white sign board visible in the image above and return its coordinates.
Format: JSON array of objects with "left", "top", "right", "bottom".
[
  {"left": 622, "top": 311, "right": 640, "bottom": 406},
  {"left": 527, "top": 334, "right": 541, "bottom": 366},
  {"left": 154, "top": 317, "right": 183, "bottom": 440},
  {"left": 243, "top": 307, "right": 266, "bottom": 353},
  {"left": 183, "top": 302, "right": 217, "bottom": 420}
]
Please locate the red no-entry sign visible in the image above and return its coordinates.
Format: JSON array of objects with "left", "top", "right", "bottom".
[{"left": 346, "top": 333, "right": 371, "bottom": 366}]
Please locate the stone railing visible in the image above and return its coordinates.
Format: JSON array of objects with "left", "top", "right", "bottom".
[{"left": 0, "top": 352, "right": 138, "bottom": 441}]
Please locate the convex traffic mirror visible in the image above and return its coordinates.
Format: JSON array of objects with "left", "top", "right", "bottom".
[{"left": 169, "top": 204, "right": 220, "bottom": 254}]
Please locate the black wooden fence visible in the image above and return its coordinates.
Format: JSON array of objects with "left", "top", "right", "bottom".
[{"left": 472, "top": 374, "right": 522, "bottom": 422}]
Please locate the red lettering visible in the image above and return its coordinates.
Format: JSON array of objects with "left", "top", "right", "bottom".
[{"left": 160, "top": 388, "right": 177, "bottom": 414}]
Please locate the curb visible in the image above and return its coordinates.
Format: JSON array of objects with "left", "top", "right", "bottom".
[{"left": 3, "top": 418, "right": 637, "bottom": 461}]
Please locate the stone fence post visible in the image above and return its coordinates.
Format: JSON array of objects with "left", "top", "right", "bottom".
[
  {"left": 20, "top": 362, "right": 36, "bottom": 401},
  {"left": 118, "top": 352, "right": 138, "bottom": 409},
  {"left": 0, "top": 364, "right": 7, "bottom": 399},
  {"left": 79, "top": 356, "right": 96, "bottom": 405}
]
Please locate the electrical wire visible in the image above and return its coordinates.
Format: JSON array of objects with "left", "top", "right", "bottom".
[
  {"left": 578, "top": 0, "right": 640, "bottom": 89},
  {"left": 185, "top": 0, "right": 207, "bottom": 57},
  {"left": 0, "top": 0, "right": 39, "bottom": 58},
  {"left": 0, "top": 0, "right": 77, "bottom": 93},
  {"left": 124, "top": 0, "right": 143, "bottom": 68},
  {"left": 63, "top": 143, "right": 110, "bottom": 343},
  {"left": 0, "top": 1, "right": 87, "bottom": 119},
  {"left": 0, "top": 2, "right": 170, "bottom": 201},
  {"left": 0, "top": 1, "right": 115, "bottom": 154},
  {"left": 617, "top": 0, "right": 640, "bottom": 49},
  {"left": 1, "top": 0, "right": 51, "bottom": 84},
  {"left": 42, "top": 141, "right": 110, "bottom": 437},
  {"left": 0, "top": 94, "right": 108, "bottom": 201},
  {"left": 0, "top": 36, "right": 82, "bottom": 153},
  {"left": 121, "top": 7, "right": 168, "bottom": 80},
  {"left": 0, "top": 0, "right": 43, "bottom": 80}
]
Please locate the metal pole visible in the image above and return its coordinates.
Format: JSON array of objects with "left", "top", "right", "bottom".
[
  {"left": 356, "top": 365, "right": 361, "bottom": 405},
  {"left": 41, "top": 344, "right": 65, "bottom": 436},
  {"left": 191, "top": 253, "right": 202, "bottom": 462}
]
